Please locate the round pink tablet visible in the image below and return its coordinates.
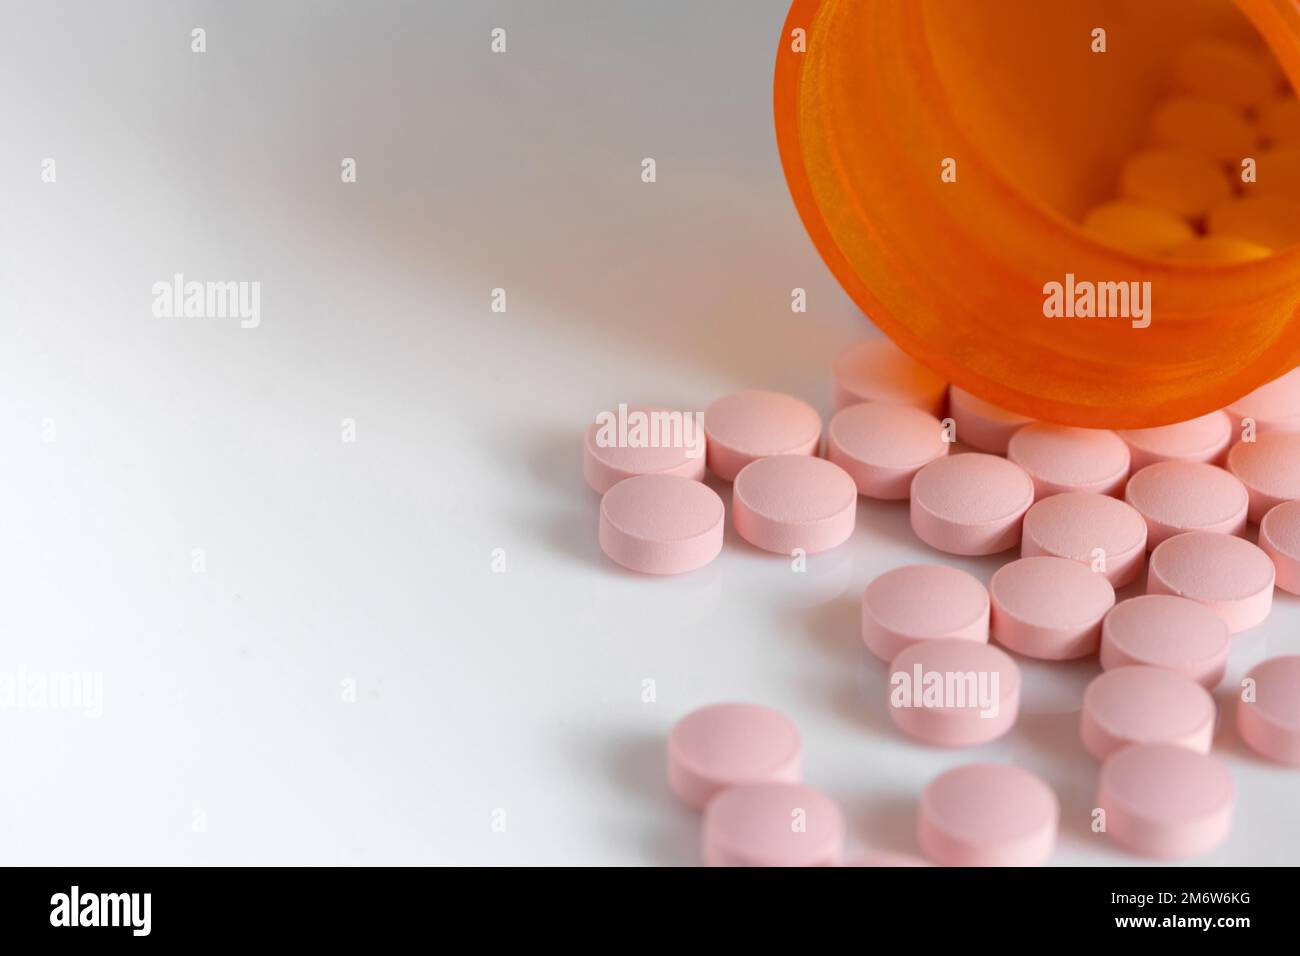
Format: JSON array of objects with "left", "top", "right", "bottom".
[
  {"left": 1226, "top": 367, "right": 1300, "bottom": 435},
  {"left": 732, "top": 455, "right": 856, "bottom": 554},
  {"left": 841, "top": 851, "right": 931, "bottom": 867},
  {"left": 1117, "top": 410, "right": 1233, "bottom": 472},
  {"left": 1080, "top": 666, "right": 1216, "bottom": 760},
  {"left": 1123, "top": 461, "right": 1249, "bottom": 548},
  {"left": 598, "top": 474, "right": 724, "bottom": 575},
  {"left": 990, "top": 556, "right": 1116, "bottom": 660},
  {"left": 1097, "top": 744, "right": 1233, "bottom": 859},
  {"left": 826, "top": 402, "right": 948, "bottom": 499},
  {"left": 948, "top": 386, "right": 1033, "bottom": 454},
  {"left": 1226, "top": 431, "right": 1300, "bottom": 523},
  {"left": 582, "top": 405, "right": 707, "bottom": 494},
  {"left": 888, "top": 639, "right": 1020, "bottom": 747},
  {"left": 910, "top": 453, "right": 1035, "bottom": 555},
  {"left": 667, "top": 703, "right": 802, "bottom": 809},
  {"left": 831, "top": 338, "right": 948, "bottom": 415},
  {"left": 1259, "top": 499, "right": 1300, "bottom": 594},
  {"left": 703, "top": 782, "right": 845, "bottom": 867},
  {"left": 1100, "top": 595, "right": 1231, "bottom": 688},
  {"left": 1237, "top": 655, "right": 1300, "bottom": 766},
  {"left": 918, "top": 763, "right": 1058, "bottom": 867},
  {"left": 861, "top": 564, "right": 989, "bottom": 662},
  {"left": 702, "top": 390, "right": 821, "bottom": 482},
  {"left": 1007, "top": 424, "right": 1131, "bottom": 500},
  {"left": 1147, "top": 531, "right": 1275, "bottom": 633},
  {"left": 1020, "top": 492, "right": 1147, "bottom": 588}
]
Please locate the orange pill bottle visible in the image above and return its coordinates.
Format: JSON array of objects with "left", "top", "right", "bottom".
[{"left": 775, "top": 0, "right": 1300, "bottom": 427}]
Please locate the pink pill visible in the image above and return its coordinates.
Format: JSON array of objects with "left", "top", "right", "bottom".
[
  {"left": 1117, "top": 410, "right": 1233, "bottom": 472},
  {"left": 1097, "top": 744, "right": 1233, "bottom": 859},
  {"left": 842, "top": 851, "right": 931, "bottom": 867},
  {"left": 1226, "top": 367, "right": 1300, "bottom": 435},
  {"left": 888, "top": 639, "right": 1020, "bottom": 747},
  {"left": 1226, "top": 431, "right": 1300, "bottom": 523},
  {"left": 918, "top": 763, "right": 1058, "bottom": 867},
  {"left": 1080, "top": 666, "right": 1216, "bottom": 760},
  {"left": 1147, "top": 531, "right": 1275, "bottom": 633},
  {"left": 703, "top": 390, "right": 821, "bottom": 482},
  {"left": 1237, "top": 655, "right": 1300, "bottom": 766},
  {"left": 1100, "top": 595, "right": 1231, "bottom": 688},
  {"left": 831, "top": 338, "right": 948, "bottom": 415},
  {"left": 861, "top": 564, "right": 989, "bottom": 662},
  {"left": 910, "top": 453, "right": 1035, "bottom": 556},
  {"left": 732, "top": 455, "right": 856, "bottom": 555},
  {"left": 598, "top": 474, "right": 724, "bottom": 575},
  {"left": 582, "top": 405, "right": 707, "bottom": 494},
  {"left": 948, "top": 386, "right": 1033, "bottom": 455},
  {"left": 1007, "top": 424, "right": 1131, "bottom": 500},
  {"left": 826, "top": 402, "right": 949, "bottom": 499},
  {"left": 1259, "top": 499, "right": 1300, "bottom": 594},
  {"left": 1020, "top": 492, "right": 1147, "bottom": 588},
  {"left": 990, "top": 556, "right": 1116, "bottom": 660},
  {"left": 667, "top": 703, "right": 802, "bottom": 809},
  {"left": 703, "top": 782, "right": 845, "bottom": 867},
  {"left": 1123, "top": 460, "right": 1249, "bottom": 548}
]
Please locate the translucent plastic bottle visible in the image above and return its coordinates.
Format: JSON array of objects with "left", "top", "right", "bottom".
[{"left": 775, "top": 0, "right": 1300, "bottom": 427}]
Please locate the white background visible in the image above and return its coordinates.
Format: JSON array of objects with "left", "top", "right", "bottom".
[{"left": 2, "top": 0, "right": 1296, "bottom": 865}]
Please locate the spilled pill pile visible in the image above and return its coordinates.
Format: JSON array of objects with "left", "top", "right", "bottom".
[{"left": 582, "top": 335, "right": 1300, "bottom": 865}]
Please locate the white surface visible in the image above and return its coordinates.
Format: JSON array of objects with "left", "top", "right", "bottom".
[{"left": 2, "top": 0, "right": 1298, "bottom": 866}]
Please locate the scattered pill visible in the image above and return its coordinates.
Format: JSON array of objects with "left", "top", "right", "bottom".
[
  {"left": 1257, "top": 93, "right": 1300, "bottom": 146},
  {"left": 918, "top": 763, "right": 1058, "bottom": 867},
  {"left": 1119, "top": 148, "right": 1232, "bottom": 219},
  {"left": 1226, "top": 431, "right": 1300, "bottom": 522},
  {"left": 1080, "top": 199, "right": 1195, "bottom": 256},
  {"left": 703, "top": 390, "right": 821, "bottom": 482},
  {"left": 888, "top": 639, "right": 1020, "bottom": 747},
  {"left": 1225, "top": 367, "right": 1300, "bottom": 435},
  {"left": 1020, "top": 491, "right": 1147, "bottom": 588},
  {"left": 703, "top": 782, "right": 845, "bottom": 867},
  {"left": 582, "top": 405, "right": 706, "bottom": 494},
  {"left": 990, "top": 556, "right": 1116, "bottom": 660},
  {"left": 826, "top": 401, "right": 948, "bottom": 499},
  {"left": 1253, "top": 146, "right": 1300, "bottom": 203},
  {"left": 842, "top": 851, "right": 930, "bottom": 867},
  {"left": 598, "top": 474, "right": 724, "bottom": 575},
  {"left": 1100, "top": 595, "right": 1231, "bottom": 688},
  {"left": 1259, "top": 499, "right": 1300, "bottom": 594},
  {"left": 1080, "top": 666, "right": 1216, "bottom": 760},
  {"left": 1236, "top": 655, "right": 1300, "bottom": 766},
  {"left": 831, "top": 338, "right": 948, "bottom": 415},
  {"left": 1147, "top": 531, "right": 1275, "bottom": 633},
  {"left": 732, "top": 455, "right": 856, "bottom": 554},
  {"left": 1097, "top": 743, "right": 1234, "bottom": 859},
  {"left": 1117, "top": 411, "right": 1233, "bottom": 472},
  {"left": 1148, "top": 95, "right": 1256, "bottom": 164},
  {"left": 667, "top": 703, "right": 802, "bottom": 809},
  {"left": 1165, "top": 235, "right": 1273, "bottom": 263},
  {"left": 947, "top": 385, "right": 1033, "bottom": 454},
  {"left": 910, "top": 453, "right": 1035, "bottom": 555},
  {"left": 1123, "top": 460, "right": 1249, "bottom": 547},
  {"left": 1207, "top": 196, "right": 1300, "bottom": 250},
  {"left": 1170, "top": 39, "right": 1278, "bottom": 110},
  {"left": 861, "top": 564, "right": 989, "bottom": 662},
  {"left": 1006, "top": 424, "right": 1131, "bottom": 500}
]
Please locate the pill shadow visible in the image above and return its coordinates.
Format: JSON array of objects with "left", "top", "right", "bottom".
[
  {"left": 843, "top": 790, "right": 921, "bottom": 857},
  {"left": 607, "top": 733, "right": 698, "bottom": 866},
  {"left": 527, "top": 429, "right": 583, "bottom": 491},
  {"left": 1015, "top": 709, "right": 1104, "bottom": 852},
  {"left": 787, "top": 592, "right": 861, "bottom": 667}
]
